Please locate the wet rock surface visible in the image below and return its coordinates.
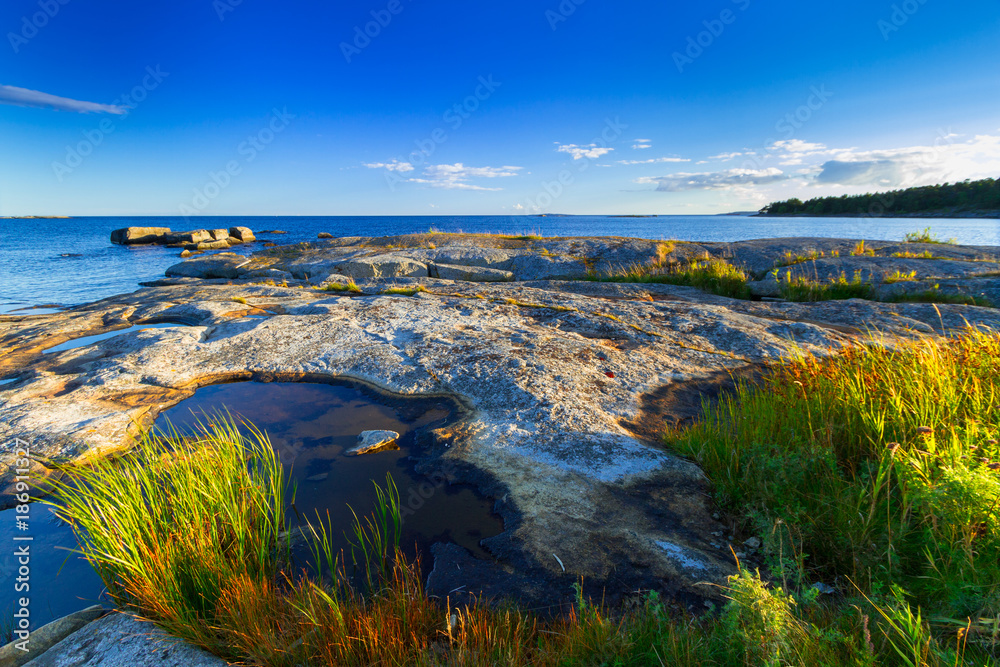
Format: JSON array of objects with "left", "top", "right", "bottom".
[
  {"left": 3, "top": 233, "right": 1000, "bottom": 613},
  {"left": 0, "top": 606, "right": 106, "bottom": 667},
  {"left": 346, "top": 429, "right": 400, "bottom": 456},
  {"left": 20, "top": 613, "right": 228, "bottom": 667}
]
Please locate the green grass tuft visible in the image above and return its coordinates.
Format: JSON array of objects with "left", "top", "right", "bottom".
[
  {"left": 904, "top": 228, "right": 958, "bottom": 245},
  {"left": 889, "top": 286, "right": 993, "bottom": 307},
  {"left": 590, "top": 257, "right": 752, "bottom": 300},
  {"left": 381, "top": 285, "right": 427, "bottom": 296},
  {"left": 316, "top": 279, "right": 362, "bottom": 294},
  {"left": 778, "top": 269, "right": 874, "bottom": 301},
  {"left": 666, "top": 329, "right": 1000, "bottom": 664}
]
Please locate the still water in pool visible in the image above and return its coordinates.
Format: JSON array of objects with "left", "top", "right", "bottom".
[{"left": 154, "top": 381, "right": 504, "bottom": 567}]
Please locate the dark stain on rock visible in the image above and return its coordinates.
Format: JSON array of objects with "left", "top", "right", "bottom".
[{"left": 621, "top": 365, "right": 763, "bottom": 443}]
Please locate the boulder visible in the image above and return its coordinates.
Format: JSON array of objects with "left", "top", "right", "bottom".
[
  {"left": 110, "top": 227, "right": 171, "bottom": 245},
  {"left": 20, "top": 612, "right": 228, "bottom": 667},
  {"left": 0, "top": 605, "right": 106, "bottom": 667},
  {"left": 345, "top": 430, "right": 400, "bottom": 456},
  {"left": 229, "top": 227, "right": 256, "bottom": 243},
  {"left": 430, "top": 263, "right": 515, "bottom": 282},
  {"left": 165, "top": 253, "right": 251, "bottom": 279},
  {"left": 244, "top": 268, "right": 292, "bottom": 281},
  {"left": 318, "top": 232, "right": 334, "bottom": 239},
  {"left": 208, "top": 229, "right": 230, "bottom": 241},
  {"left": 165, "top": 230, "right": 212, "bottom": 245},
  {"left": 332, "top": 256, "right": 428, "bottom": 280},
  {"left": 184, "top": 240, "right": 232, "bottom": 251}
]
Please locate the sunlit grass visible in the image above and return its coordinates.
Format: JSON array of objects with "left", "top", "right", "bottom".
[
  {"left": 666, "top": 328, "right": 1000, "bottom": 664},
  {"left": 905, "top": 228, "right": 957, "bottom": 245},
  {"left": 316, "top": 279, "right": 362, "bottom": 294},
  {"left": 883, "top": 269, "right": 919, "bottom": 284},
  {"left": 381, "top": 285, "right": 427, "bottom": 296},
  {"left": 889, "top": 285, "right": 993, "bottom": 307},
  {"left": 589, "top": 257, "right": 752, "bottom": 300},
  {"left": 778, "top": 269, "right": 874, "bottom": 301}
]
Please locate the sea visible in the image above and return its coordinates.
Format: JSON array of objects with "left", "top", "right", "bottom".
[{"left": 1, "top": 215, "right": 998, "bottom": 314}]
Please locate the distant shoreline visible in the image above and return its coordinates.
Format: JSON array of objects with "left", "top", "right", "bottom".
[
  {"left": 1, "top": 216, "right": 72, "bottom": 219},
  {"left": 757, "top": 209, "right": 1000, "bottom": 220}
]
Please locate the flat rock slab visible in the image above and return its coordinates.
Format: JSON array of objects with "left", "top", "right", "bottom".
[
  {"left": 766, "top": 256, "right": 1000, "bottom": 283},
  {"left": 109, "top": 227, "right": 172, "bottom": 246},
  {"left": 430, "top": 263, "right": 515, "bottom": 282},
  {"left": 165, "top": 253, "right": 251, "bottom": 279},
  {"left": 0, "top": 606, "right": 106, "bottom": 667},
  {"left": 21, "top": 613, "right": 227, "bottom": 667}
]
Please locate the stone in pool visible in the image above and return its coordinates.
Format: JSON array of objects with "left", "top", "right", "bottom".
[{"left": 346, "top": 430, "right": 400, "bottom": 456}]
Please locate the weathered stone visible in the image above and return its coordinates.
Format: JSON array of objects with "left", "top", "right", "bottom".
[
  {"left": 208, "top": 229, "right": 230, "bottom": 241},
  {"left": 20, "top": 612, "right": 228, "bottom": 667},
  {"left": 330, "top": 255, "right": 428, "bottom": 280},
  {"left": 318, "top": 232, "right": 334, "bottom": 239},
  {"left": 346, "top": 430, "right": 400, "bottom": 456},
  {"left": 179, "top": 250, "right": 192, "bottom": 258},
  {"left": 244, "top": 268, "right": 292, "bottom": 282},
  {"left": 183, "top": 240, "right": 232, "bottom": 251},
  {"left": 430, "top": 263, "right": 515, "bottom": 282},
  {"left": 228, "top": 226, "right": 256, "bottom": 243},
  {"left": 109, "top": 227, "right": 171, "bottom": 245},
  {"left": 165, "top": 253, "right": 251, "bottom": 279},
  {"left": 164, "top": 230, "right": 212, "bottom": 245},
  {"left": 0, "top": 605, "right": 105, "bottom": 667},
  {"left": 765, "top": 256, "right": 1000, "bottom": 284}
]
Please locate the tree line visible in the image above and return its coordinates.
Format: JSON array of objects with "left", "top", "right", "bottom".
[{"left": 760, "top": 177, "right": 1000, "bottom": 216}]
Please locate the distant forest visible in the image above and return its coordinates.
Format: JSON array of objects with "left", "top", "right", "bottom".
[{"left": 760, "top": 177, "right": 1000, "bottom": 216}]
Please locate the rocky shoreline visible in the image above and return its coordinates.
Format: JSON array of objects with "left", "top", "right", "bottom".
[{"left": 3, "top": 232, "right": 1000, "bottom": 662}]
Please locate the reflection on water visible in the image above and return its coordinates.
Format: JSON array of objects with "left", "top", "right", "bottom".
[
  {"left": 155, "top": 381, "right": 503, "bottom": 567},
  {"left": 43, "top": 322, "right": 187, "bottom": 354},
  {"left": 0, "top": 505, "right": 106, "bottom": 629}
]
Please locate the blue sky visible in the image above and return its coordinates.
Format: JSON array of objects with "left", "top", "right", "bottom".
[{"left": 0, "top": 0, "right": 998, "bottom": 216}]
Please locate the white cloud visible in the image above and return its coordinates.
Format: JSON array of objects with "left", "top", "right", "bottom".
[
  {"left": 637, "top": 167, "right": 787, "bottom": 192},
  {"left": 771, "top": 139, "right": 829, "bottom": 155},
  {"left": 0, "top": 84, "right": 125, "bottom": 115},
  {"left": 363, "top": 159, "right": 414, "bottom": 172},
  {"left": 556, "top": 143, "right": 614, "bottom": 160},
  {"left": 405, "top": 163, "right": 523, "bottom": 190},
  {"left": 707, "top": 152, "right": 744, "bottom": 161},
  {"left": 617, "top": 156, "right": 690, "bottom": 165},
  {"left": 632, "top": 139, "right": 652, "bottom": 150},
  {"left": 813, "top": 134, "right": 1000, "bottom": 187}
]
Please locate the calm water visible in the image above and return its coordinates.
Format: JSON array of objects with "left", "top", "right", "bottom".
[
  {"left": 1, "top": 381, "right": 502, "bottom": 631},
  {"left": 1, "top": 215, "right": 998, "bottom": 313},
  {"left": 154, "top": 381, "right": 503, "bottom": 571}
]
